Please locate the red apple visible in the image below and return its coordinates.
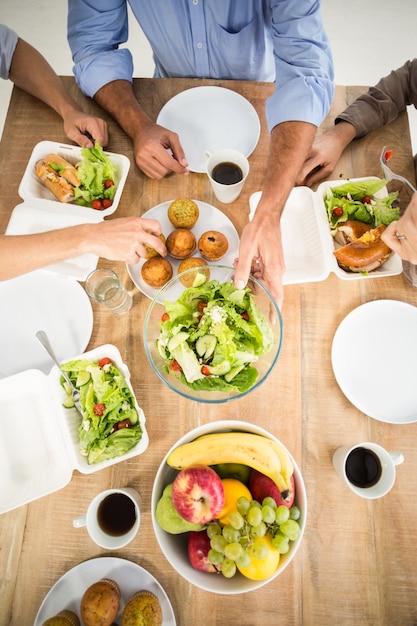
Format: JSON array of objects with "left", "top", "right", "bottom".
[
  {"left": 188, "top": 530, "right": 220, "bottom": 573},
  {"left": 249, "top": 469, "right": 295, "bottom": 508},
  {"left": 172, "top": 465, "right": 225, "bottom": 524}
]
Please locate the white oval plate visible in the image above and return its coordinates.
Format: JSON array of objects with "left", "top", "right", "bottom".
[
  {"left": 157, "top": 86, "right": 260, "bottom": 172},
  {"left": 331, "top": 300, "right": 417, "bottom": 423},
  {"left": 0, "top": 272, "right": 93, "bottom": 377},
  {"left": 127, "top": 199, "right": 240, "bottom": 303},
  {"left": 34, "top": 556, "right": 176, "bottom": 625}
]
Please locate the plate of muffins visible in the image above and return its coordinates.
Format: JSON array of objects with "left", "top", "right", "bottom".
[
  {"left": 127, "top": 198, "right": 240, "bottom": 303},
  {"left": 34, "top": 557, "right": 176, "bottom": 625}
]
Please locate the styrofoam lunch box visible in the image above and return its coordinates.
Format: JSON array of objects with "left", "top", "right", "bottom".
[
  {"left": 5, "top": 141, "right": 131, "bottom": 280},
  {"left": 0, "top": 344, "right": 148, "bottom": 514},
  {"left": 250, "top": 177, "right": 403, "bottom": 284}
]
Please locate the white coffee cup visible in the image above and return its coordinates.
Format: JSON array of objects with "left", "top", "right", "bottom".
[
  {"left": 205, "top": 148, "right": 249, "bottom": 204},
  {"left": 73, "top": 487, "right": 141, "bottom": 549},
  {"left": 332, "top": 442, "right": 404, "bottom": 499}
]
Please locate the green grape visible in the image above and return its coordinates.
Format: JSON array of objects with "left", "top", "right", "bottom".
[
  {"left": 224, "top": 541, "right": 243, "bottom": 561},
  {"left": 250, "top": 541, "right": 268, "bottom": 560},
  {"left": 236, "top": 550, "right": 251, "bottom": 569},
  {"left": 272, "top": 532, "right": 290, "bottom": 554},
  {"left": 207, "top": 523, "right": 221, "bottom": 539},
  {"left": 262, "top": 496, "right": 277, "bottom": 509},
  {"left": 210, "top": 534, "right": 227, "bottom": 554},
  {"left": 228, "top": 510, "right": 244, "bottom": 530},
  {"left": 261, "top": 504, "right": 275, "bottom": 524},
  {"left": 249, "top": 499, "right": 262, "bottom": 509},
  {"left": 251, "top": 522, "right": 267, "bottom": 538},
  {"left": 280, "top": 519, "right": 301, "bottom": 541},
  {"left": 222, "top": 558, "right": 237, "bottom": 578},
  {"left": 247, "top": 506, "right": 263, "bottom": 527},
  {"left": 236, "top": 496, "right": 251, "bottom": 516},
  {"left": 222, "top": 525, "right": 240, "bottom": 544},
  {"left": 208, "top": 549, "right": 224, "bottom": 565},
  {"left": 289, "top": 505, "right": 301, "bottom": 521},
  {"left": 275, "top": 505, "right": 290, "bottom": 525}
]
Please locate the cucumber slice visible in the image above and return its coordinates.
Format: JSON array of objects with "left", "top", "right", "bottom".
[
  {"left": 192, "top": 271, "right": 208, "bottom": 287},
  {"left": 157, "top": 338, "right": 167, "bottom": 359},
  {"left": 62, "top": 395, "right": 75, "bottom": 409},
  {"left": 168, "top": 331, "right": 189, "bottom": 352},
  {"left": 76, "top": 370, "right": 91, "bottom": 387},
  {"left": 207, "top": 360, "right": 231, "bottom": 376},
  {"left": 195, "top": 334, "right": 217, "bottom": 359},
  {"left": 224, "top": 364, "right": 246, "bottom": 382}
]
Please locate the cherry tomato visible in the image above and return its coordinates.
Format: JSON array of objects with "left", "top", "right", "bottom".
[
  {"left": 98, "top": 357, "right": 112, "bottom": 367},
  {"left": 91, "top": 199, "right": 103, "bottom": 210},
  {"left": 161, "top": 312, "right": 170, "bottom": 322},
  {"left": 384, "top": 149, "right": 393, "bottom": 161},
  {"left": 197, "top": 301, "right": 207, "bottom": 313},
  {"left": 104, "top": 179, "right": 114, "bottom": 189},
  {"left": 93, "top": 403, "right": 106, "bottom": 416},
  {"left": 169, "top": 360, "right": 182, "bottom": 371},
  {"left": 102, "top": 198, "right": 113, "bottom": 209},
  {"left": 201, "top": 365, "right": 211, "bottom": 376},
  {"left": 241, "top": 312, "right": 250, "bottom": 321},
  {"left": 362, "top": 196, "right": 372, "bottom": 204},
  {"left": 332, "top": 206, "right": 344, "bottom": 217}
]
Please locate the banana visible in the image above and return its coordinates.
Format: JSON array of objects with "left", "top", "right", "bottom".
[
  {"left": 166, "top": 432, "right": 289, "bottom": 496},
  {"left": 262, "top": 438, "right": 294, "bottom": 493}
]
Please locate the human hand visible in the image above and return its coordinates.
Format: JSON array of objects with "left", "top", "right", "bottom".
[
  {"left": 63, "top": 109, "right": 109, "bottom": 148},
  {"left": 87, "top": 216, "right": 167, "bottom": 264},
  {"left": 382, "top": 192, "right": 417, "bottom": 263},
  {"left": 132, "top": 118, "right": 189, "bottom": 179},
  {"left": 296, "top": 122, "right": 356, "bottom": 187},
  {"left": 233, "top": 215, "right": 285, "bottom": 310}
]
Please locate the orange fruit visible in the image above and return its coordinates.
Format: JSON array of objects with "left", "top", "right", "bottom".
[
  {"left": 216, "top": 478, "right": 252, "bottom": 526},
  {"left": 236, "top": 534, "right": 280, "bottom": 580}
]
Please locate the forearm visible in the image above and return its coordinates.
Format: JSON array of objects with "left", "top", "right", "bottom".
[
  {"left": 0, "top": 227, "right": 91, "bottom": 281},
  {"left": 94, "top": 80, "right": 152, "bottom": 141},
  {"left": 9, "top": 39, "right": 82, "bottom": 120}
]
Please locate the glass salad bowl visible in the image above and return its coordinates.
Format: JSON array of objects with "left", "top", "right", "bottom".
[{"left": 143, "top": 265, "right": 283, "bottom": 403}]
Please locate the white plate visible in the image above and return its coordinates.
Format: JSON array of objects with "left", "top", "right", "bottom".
[
  {"left": 127, "top": 199, "right": 240, "bottom": 302},
  {"left": 34, "top": 557, "right": 176, "bottom": 625},
  {"left": 332, "top": 300, "right": 417, "bottom": 423},
  {"left": 157, "top": 86, "right": 260, "bottom": 172},
  {"left": 0, "top": 272, "right": 93, "bottom": 378}
]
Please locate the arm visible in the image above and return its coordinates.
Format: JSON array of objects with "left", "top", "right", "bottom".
[
  {"left": 9, "top": 38, "right": 108, "bottom": 148},
  {"left": 0, "top": 217, "right": 166, "bottom": 281},
  {"left": 298, "top": 59, "right": 417, "bottom": 186},
  {"left": 234, "top": 121, "right": 317, "bottom": 308}
]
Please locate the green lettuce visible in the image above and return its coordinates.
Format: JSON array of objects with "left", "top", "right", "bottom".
[{"left": 74, "top": 141, "right": 117, "bottom": 206}]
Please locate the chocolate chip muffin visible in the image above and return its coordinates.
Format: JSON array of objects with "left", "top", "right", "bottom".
[
  {"left": 121, "top": 590, "right": 162, "bottom": 626},
  {"left": 198, "top": 230, "right": 229, "bottom": 261},
  {"left": 167, "top": 198, "right": 199, "bottom": 229}
]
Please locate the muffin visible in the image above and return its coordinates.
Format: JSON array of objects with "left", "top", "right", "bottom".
[
  {"left": 143, "top": 232, "right": 166, "bottom": 259},
  {"left": 80, "top": 578, "right": 120, "bottom": 626},
  {"left": 121, "top": 590, "right": 162, "bottom": 626},
  {"left": 167, "top": 198, "right": 199, "bottom": 228},
  {"left": 42, "top": 610, "right": 80, "bottom": 626},
  {"left": 198, "top": 230, "right": 229, "bottom": 261},
  {"left": 166, "top": 229, "right": 197, "bottom": 259},
  {"left": 177, "top": 257, "right": 210, "bottom": 287},
  {"left": 141, "top": 257, "right": 173, "bottom": 288}
]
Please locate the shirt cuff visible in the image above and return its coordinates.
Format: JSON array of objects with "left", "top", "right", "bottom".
[{"left": 73, "top": 49, "right": 134, "bottom": 98}]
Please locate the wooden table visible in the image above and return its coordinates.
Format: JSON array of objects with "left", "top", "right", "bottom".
[{"left": 1, "top": 78, "right": 417, "bottom": 626}]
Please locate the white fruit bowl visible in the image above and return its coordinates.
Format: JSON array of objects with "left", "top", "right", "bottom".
[{"left": 151, "top": 420, "right": 306, "bottom": 594}]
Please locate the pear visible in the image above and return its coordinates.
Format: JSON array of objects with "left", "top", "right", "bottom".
[{"left": 155, "top": 484, "right": 206, "bottom": 534}]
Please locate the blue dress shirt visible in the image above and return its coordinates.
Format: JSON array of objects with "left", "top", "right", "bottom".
[
  {"left": 0, "top": 25, "right": 18, "bottom": 80},
  {"left": 68, "top": 0, "right": 334, "bottom": 132}
]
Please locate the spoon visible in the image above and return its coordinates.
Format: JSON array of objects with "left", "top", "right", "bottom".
[{"left": 35, "top": 330, "right": 84, "bottom": 417}]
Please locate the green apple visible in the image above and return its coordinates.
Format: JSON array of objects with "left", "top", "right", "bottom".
[{"left": 214, "top": 463, "right": 251, "bottom": 484}]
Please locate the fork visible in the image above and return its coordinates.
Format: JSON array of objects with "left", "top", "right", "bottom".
[
  {"left": 35, "top": 330, "right": 84, "bottom": 417},
  {"left": 380, "top": 146, "right": 416, "bottom": 192}
]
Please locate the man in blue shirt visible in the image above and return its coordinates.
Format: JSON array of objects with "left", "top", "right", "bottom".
[{"left": 68, "top": 0, "right": 334, "bottom": 307}]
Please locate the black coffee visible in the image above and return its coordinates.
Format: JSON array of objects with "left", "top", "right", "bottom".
[
  {"left": 212, "top": 161, "right": 243, "bottom": 185},
  {"left": 97, "top": 492, "right": 136, "bottom": 536},
  {"left": 345, "top": 447, "right": 382, "bottom": 488}
]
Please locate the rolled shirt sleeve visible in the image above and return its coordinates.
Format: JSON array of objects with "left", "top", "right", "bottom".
[{"left": 0, "top": 24, "right": 19, "bottom": 80}]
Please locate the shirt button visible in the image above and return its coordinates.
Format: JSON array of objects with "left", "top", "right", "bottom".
[
  {"left": 193, "top": 0, "right": 198, "bottom": 4},
  {"left": 197, "top": 42, "right": 203, "bottom": 49}
]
